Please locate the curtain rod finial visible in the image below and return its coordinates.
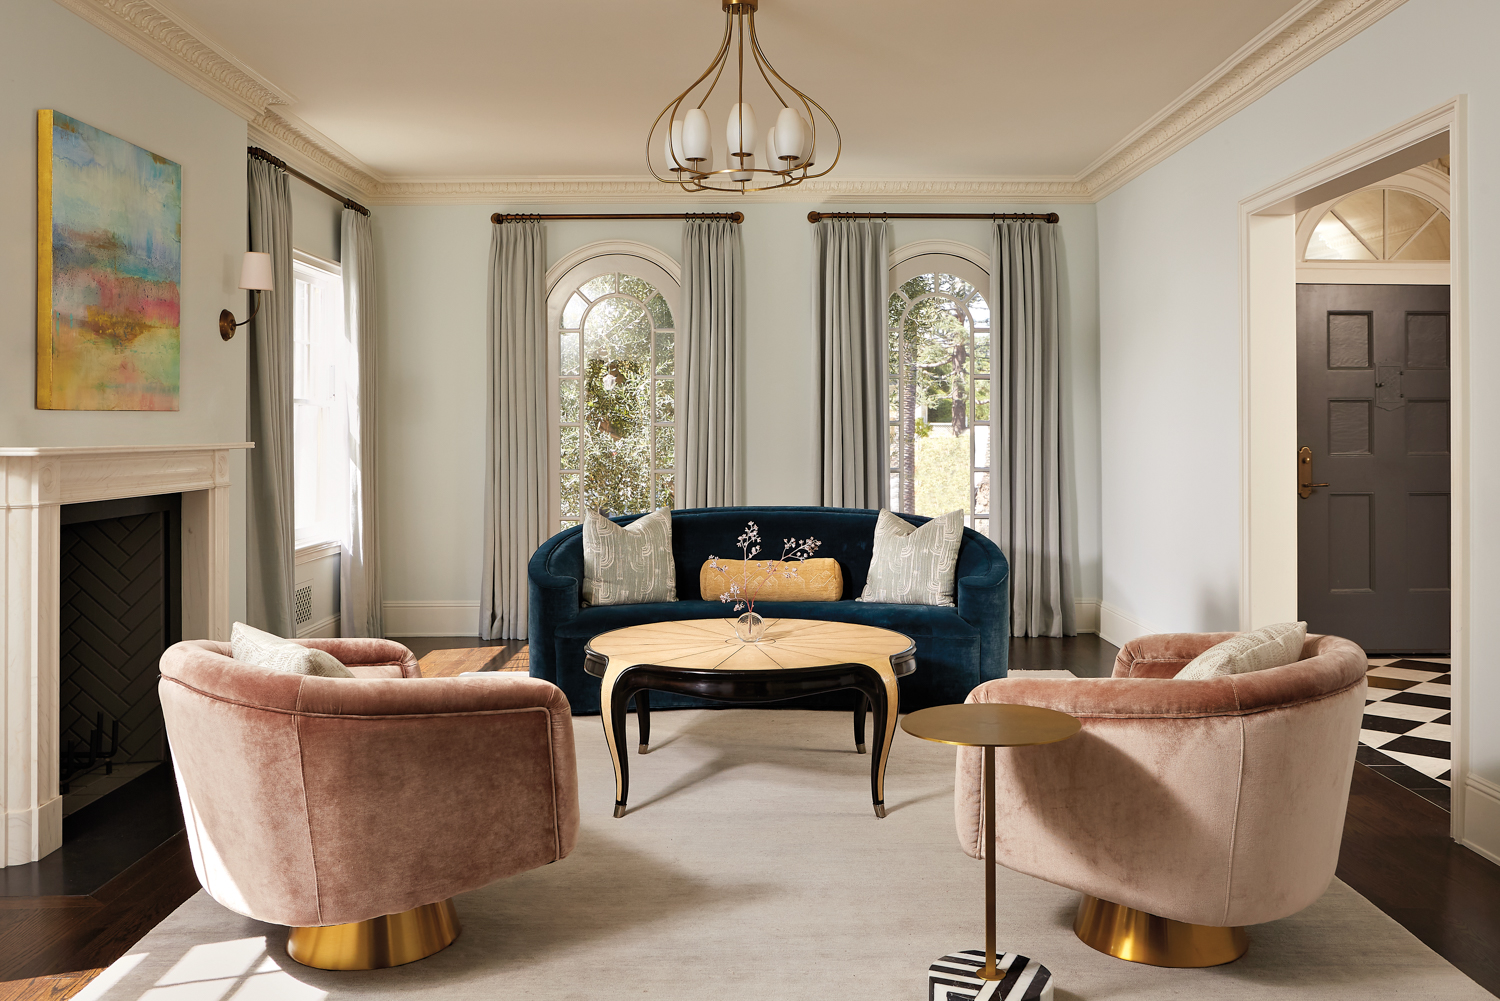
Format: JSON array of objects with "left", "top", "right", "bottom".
[
  {"left": 731, "top": 211, "right": 744, "bottom": 224},
  {"left": 807, "top": 211, "right": 821, "bottom": 223}
]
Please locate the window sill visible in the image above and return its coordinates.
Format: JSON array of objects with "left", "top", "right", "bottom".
[{"left": 295, "top": 539, "right": 343, "bottom": 565}]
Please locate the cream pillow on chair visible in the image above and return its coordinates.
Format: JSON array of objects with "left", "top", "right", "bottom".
[
  {"left": 1175, "top": 622, "right": 1308, "bottom": 680},
  {"left": 230, "top": 622, "right": 355, "bottom": 677}
]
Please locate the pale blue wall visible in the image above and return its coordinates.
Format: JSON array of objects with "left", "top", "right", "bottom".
[{"left": 372, "top": 200, "right": 1101, "bottom": 614}]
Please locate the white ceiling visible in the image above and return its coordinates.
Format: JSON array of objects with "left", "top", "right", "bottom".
[{"left": 163, "top": 0, "right": 1305, "bottom": 180}]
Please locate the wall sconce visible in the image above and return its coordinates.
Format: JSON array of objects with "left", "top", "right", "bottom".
[{"left": 220, "top": 252, "right": 273, "bottom": 341}]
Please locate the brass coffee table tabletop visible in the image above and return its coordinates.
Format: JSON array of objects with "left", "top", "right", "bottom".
[
  {"left": 903, "top": 703, "right": 1081, "bottom": 987},
  {"left": 585, "top": 617, "right": 915, "bottom": 818}
]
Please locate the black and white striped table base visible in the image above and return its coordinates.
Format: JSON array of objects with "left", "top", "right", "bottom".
[{"left": 928, "top": 950, "right": 1054, "bottom": 1001}]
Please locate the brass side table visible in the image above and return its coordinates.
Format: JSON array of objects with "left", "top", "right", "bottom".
[{"left": 902, "top": 703, "right": 1081, "bottom": 999}]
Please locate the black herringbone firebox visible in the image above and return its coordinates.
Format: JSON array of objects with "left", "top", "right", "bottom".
[{"left": 58, "top": 494, "right": 182, "bottom": 802}]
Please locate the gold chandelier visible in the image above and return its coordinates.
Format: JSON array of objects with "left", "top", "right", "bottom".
[{"left": 647, "top": 0, "right": 841, "bottom": 193}]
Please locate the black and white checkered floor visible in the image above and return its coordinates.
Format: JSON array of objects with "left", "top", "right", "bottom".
[{"left": 1358, "top": 659, "right": 1452, "bottom": 810}]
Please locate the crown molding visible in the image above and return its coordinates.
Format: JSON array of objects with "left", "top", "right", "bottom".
[
  {"left": 51, "top": 0, "right": 293, "bottom": 120},
  {"left": 1080, "top": 0, "right": 1410, "bottom": 199},
  {"left": 56, "top": 0, "right": 1407, "bottom": 206},
  {"left": 248, "top": 109, "right": 382, "bottom": 200},
  {"left": 363, "top": 175, "right": 1092, "bottom": 206}
]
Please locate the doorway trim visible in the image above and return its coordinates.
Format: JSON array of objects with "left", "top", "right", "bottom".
[{"left": 1237, "top": 97, "right": 1476, "bottom": 848}]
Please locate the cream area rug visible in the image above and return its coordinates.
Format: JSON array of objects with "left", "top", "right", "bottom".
[{"left": 79, "top": 709, "right": 1493, "bottom": 1001}]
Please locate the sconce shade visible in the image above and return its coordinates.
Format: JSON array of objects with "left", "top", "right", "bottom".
[{"left": 239, "top": 252, "right": 274, "bottom": 291}]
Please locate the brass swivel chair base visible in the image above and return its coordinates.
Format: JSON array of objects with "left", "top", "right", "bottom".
[
  {"left": 1073, "top": 894, "right": 1248, "bottom": 968},
  {"left": 287, "top": 899, "right": 460, "bottom": 970}
]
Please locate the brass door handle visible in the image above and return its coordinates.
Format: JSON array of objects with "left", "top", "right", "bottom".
[{"left": 1298, "top": 446, "right": 1328, "bottom": 498}]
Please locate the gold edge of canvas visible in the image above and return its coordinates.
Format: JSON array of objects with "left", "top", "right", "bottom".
[{"left": 36, "top": 110, "right": 53, "bottom": 410}]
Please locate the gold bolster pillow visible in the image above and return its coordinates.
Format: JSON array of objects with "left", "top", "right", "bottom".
[{"left": 699, "top": 558, "right": 844, "bottom": 603}]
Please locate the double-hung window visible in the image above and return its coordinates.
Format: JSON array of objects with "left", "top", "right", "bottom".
[{"left": 291, "top": 252, "right": 349, "bottom": 548}]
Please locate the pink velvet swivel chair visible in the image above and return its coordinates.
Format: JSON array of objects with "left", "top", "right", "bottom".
[
  {"left": 159, "top": 638, "right": 579, "bottom": 970},
  {"left": 956, "top": 632, "right": 1366, "bottom": 967}
]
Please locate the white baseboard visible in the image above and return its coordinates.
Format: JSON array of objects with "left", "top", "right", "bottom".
[
  {"left": 1098, "top": 602, "right": 1161, "bottom": 649},
  {"left": 1073, "top": 600, "right": 1101, "bottom": 634},
  {"left": 383, "top": 601, "right": 480, "bottom": 637},
  {"left": 1462, "top": 772, "right": 1500, "bottom": 866}
]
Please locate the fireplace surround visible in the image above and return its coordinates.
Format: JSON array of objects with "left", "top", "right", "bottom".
[{"left": 0, "top": 444, "right": 250, "bottom": 866}]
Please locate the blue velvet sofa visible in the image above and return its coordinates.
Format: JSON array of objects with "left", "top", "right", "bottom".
[{"left": 526, "top": 506, "right": 1009, "bottom": 715}]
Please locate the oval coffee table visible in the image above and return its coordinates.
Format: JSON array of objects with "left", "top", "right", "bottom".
[{"left": 584, "top": 617, "right": 915, "bottom": 818}]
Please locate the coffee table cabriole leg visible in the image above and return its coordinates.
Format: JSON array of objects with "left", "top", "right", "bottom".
[
  {"left": 855, "top": 663, "right": 901, "bottom": 819},
  {"left": 601, "top": 666, "right": 645, "bottom": 819},
  {"left": 635, "top": 689, "right": 651, "bottom": 753},
  {"left": 852, "top": 693, "right": 867, "bottom": 754}
]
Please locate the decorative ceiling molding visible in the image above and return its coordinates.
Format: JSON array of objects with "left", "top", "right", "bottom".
[
  {"left": 1080, "top": 0, "right": 1410, "bottom": 198},
  {"left": 51, "top": 0, "right": 293, "bottom": 121},
  {"left": 363, "top": 175, "right": 1092, "bottom": 206},
  {"left": 248, "top": 110, "right": 381, "bottom": 197},
  {"left": 55, "top": 0, "right": 1408, "bottom": 207}
]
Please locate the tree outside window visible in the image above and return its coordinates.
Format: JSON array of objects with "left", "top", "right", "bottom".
[
  {"left": 887, "top": 271, "right": 991, "bottom": 534},
  {"left": 557, "top": 273, "right": 675, "bottom": 527}
]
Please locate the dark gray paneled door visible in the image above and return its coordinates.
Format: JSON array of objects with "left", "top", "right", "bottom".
[{"left": 1297, "top": 284, "right": 1450, "bottom": 654}]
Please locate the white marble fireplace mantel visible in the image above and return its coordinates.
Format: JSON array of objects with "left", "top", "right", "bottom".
[{"left": 0, "top": 443, "right": 252, "bottom": 866}]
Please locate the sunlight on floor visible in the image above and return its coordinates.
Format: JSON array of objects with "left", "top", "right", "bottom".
[{"left": 75, "top": 938, "right": 326, "bottom": 1001}]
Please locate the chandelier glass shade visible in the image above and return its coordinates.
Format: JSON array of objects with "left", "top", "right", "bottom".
[{"left": 648, "top": 0, "right": 840, "bottom": 193}]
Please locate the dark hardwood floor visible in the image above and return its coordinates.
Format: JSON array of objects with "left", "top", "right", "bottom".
[
  {"left": 3, "top": 634, "right": 1496, "bottom": 999},
  {"left": 1337, "top": 763, "right": 1500, "bottom": 995}
]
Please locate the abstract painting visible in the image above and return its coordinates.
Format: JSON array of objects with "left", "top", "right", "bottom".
[{"left": 37, "top": 111, "right": 181, "bottom": 411}]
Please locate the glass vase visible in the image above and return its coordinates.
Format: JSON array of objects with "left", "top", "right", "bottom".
[{"left": 734, "top": 610, "right": 766, "bottom": 643}]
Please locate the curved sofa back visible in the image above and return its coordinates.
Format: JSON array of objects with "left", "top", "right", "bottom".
[{"left": 533, "top": 505, "right": 1002, "bottom": 601}]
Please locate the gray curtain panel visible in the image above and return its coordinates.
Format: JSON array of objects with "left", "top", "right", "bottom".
[
  {"left": 678, "top": 218, "right": 743, "bottom": 508},
  {"left": 991, "top": 220, "right": 1075, "bottom": 637},
  {"left": 245, "top": 158, "right": 295, "bottom": 636},
  {"left": 340, "top": 208, "right": 383, "bottom": 638},
  {"left": 814, "top": 218, "right": 889, "bottom": 509},
  {"left": 479, "top": 220, "right": 549, "bottom": 640}
]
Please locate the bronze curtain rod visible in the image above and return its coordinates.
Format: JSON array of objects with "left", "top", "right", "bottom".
[
  {"left": 247, "top": 147, "right": 370, "bottom": 216},
  {"left": 807, "top": 211, "right": 1060, "bottom": 223},
  {"left": 491, "top": 212, "right": 743, "bottom": 224}
]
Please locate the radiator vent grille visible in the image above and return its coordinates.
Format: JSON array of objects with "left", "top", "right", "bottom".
[{"left": 294, "top": 585, "right": 314, "bottom": 626}]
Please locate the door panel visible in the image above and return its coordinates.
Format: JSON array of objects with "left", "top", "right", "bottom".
[{"left": 1296, "top": 284, "right": 1450, "bottom": 654}]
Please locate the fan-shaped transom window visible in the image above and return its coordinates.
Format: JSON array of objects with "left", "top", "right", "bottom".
[
  {"left": 887, "top": 266, "right": 991, "bottom": 533},
  {"left": 1305, "top": 188, "right": 1449, "bottom": 262},
  {"left": 555, "top": 271, "right": 675, "bottom": 529}
]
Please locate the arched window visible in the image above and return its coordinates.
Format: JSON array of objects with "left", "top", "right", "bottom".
[
  {"left": 1298, "top": 160, "right": 1451, "bottom": 265},
  {"left": 1304, "top": 188, "right": 1449, "bottom": 261},
  {"left": 548, "top": 252, "right": 679, "bottom": 531},
  {"left": 886, "top": 251, "right": 991, "bottom": 534}
]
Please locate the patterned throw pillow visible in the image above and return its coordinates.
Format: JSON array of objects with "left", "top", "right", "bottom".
[
  {"left": 1175, "top": 622, "right": 1308, "bottom": 680},
  {"left": 583, "top": 507, "right": 677, "bottom": 606},
  {"left": 857, "top": 509, "right": 965, "bottom": 606},
  {"left": 230, "top": 622, "right": 355, "bottom": 677}
]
